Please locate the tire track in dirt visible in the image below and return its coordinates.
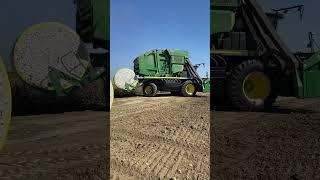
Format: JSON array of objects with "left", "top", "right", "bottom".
[
  {"left": 112, "top": 126, "right": 208, "bottom": 154},
  {"left": 0, "top": 144, "right": 106, "bottom": 178},
  {"left": 1, "top": 144, "right": 106, "bottom": 157},
  {"left": 111, "top": 144, "right": 209, "bottom": 179},
  {"left": 111, "top": 94, "right": 210, "bottom": 179},
  {"left": 0, "top": 153, "right": 106, "bottom": 179},
  {"left": 212, "top": 98, "right": 320, "bottom": 179},
  {"left": 0, "top": 111, "right": 108, "bottom": 180},
  {"left": 111, "top": 97, "right": 186, "bottom": 119}
]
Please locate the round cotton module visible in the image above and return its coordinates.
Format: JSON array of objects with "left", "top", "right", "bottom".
[
  {"left": 0, "top": 57, "right": 11, "bottom": 151},
  {"left": 13, "top": 22, "right": 90, "bottom": 91},
  {"left": 110, "top": 80, "right": 114, "bottom": 110},
  {"left": 113, "top": 68, "right": 138, "bottom": 91}
]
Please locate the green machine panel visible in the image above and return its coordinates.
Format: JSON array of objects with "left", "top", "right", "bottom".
[
  {"left": 93, "top": 0, "right": 109, "bottom": 42},
  {"left": 168, "top": 50, "right": 186, "bottom": 74},
  {"left": 203, "top": 79, "right": 210, "bottom": 93},
  {"left": 171, "top": 56, "right": 185, "bottom": 74},
  {"left": 303, "top": 71, "right": 320, "bottom": 97},
  {"left": 211, "top": 10, "right": 236, "bottom": 35},
  {"left": 302, "top": 51, "right": 320, "bottom": 97},
  {"left": 134, "top": 49, "right": 189, "bottom": 77},
  {"left": 134, "top": 51, "right": 158, "bottom": 76},
  {"left": 211, "top": 0, "right": 240, "bottom": 8},
  {"left": 76, "top": 0, "right": 109, "bottom": 48},
  {"left": 210, "top": 0, "right": 240, "bottom": 35}
]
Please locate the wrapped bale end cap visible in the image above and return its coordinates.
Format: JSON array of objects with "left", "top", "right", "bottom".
[
  {"left": 0, "top": 57, "right": 11, "bottom": 151},
  {"left": 113, "top": 68, "right": 138, "bottom": 97},
  {"left": 13, "top": 22, "right": 90, "bottom": 92},
  {"left": 110, "top": 80, "right": 114, "bottom": 109}
]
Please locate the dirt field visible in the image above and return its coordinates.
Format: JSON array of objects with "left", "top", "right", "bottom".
[
  {"left": 2, "top": 93, "right": 318, "bottom": 179},
  {"left": 110, "top": 93, "right": 210, "bottom": 179},
  {"left": 212, "top": 97, "right": 320, "bottom": 179},
  {"left": 0, "top": 111, "right": 108, "bottom": 180}
]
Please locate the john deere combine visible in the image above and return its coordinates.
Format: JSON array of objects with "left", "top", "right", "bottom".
[
  {"left": 211, "top": 0, "right": 320, "bottom": 110},
  {"left": 133, "top": 49, "right": 206, "bottom": 97}
]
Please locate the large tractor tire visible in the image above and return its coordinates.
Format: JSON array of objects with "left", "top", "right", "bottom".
[
  {"left": 143, "top": 83, "right": 157, "bottom": 97},
  {"left": 0, "top": 57, "right": 11, "bottom": 151},
  {"left": 227, "top": 60, "right": 276, "bottom": 111},
  {"left": 181, "top": 80, "right": 197, "bottom": 97}
]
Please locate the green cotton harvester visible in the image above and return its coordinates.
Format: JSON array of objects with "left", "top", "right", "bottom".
[
  {"left": 211, "top": 0, "right": 320, "bottom": 111},
  {"left": 133, "top": 49, "right": 209, "bottom": 97}
]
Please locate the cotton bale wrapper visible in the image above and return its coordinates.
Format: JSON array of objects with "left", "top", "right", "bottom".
[
  {"left": 12, "top": 22, "right": 106, "bottom": 110},
  {"left": 113, "top": 68, "right": 139, "bottom": 97}
]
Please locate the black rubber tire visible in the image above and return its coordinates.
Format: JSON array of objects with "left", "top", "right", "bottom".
[
  {"left": 227, "top": 60, "right": 276, "bottom": 111},
  {"left": 143, "top": 83, "right": 157, "bottom": 97},
  {"left": 181, "top": 80, "right": 197, "bottom": 97}
]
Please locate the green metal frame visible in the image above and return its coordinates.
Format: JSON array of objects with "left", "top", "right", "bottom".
[
  {"left": 211, "top": 0, "right": 320, "bottom": 100},
  {"left": 203, "top": 79, "right": 211, "bottom": 93},
  {"left": 92, "top": 0, "right": 109, "bottom": 42},
  {"left": 134, "top": 49, "right": 188, "bottom": 77},
  {"left": 301, "top": 51, "right": 320, "bottom": 97},
  {"left": 76, "top": 0, "right": 109, "bottom": 44}
]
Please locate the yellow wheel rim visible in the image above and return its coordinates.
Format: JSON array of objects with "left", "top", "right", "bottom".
[
  {"left": 144, "top": 86, "right": 153, "bottom": 95},
  {"left": 242, "top": 71, "right": 271, "bottom": 101},
  {"left": 185, "top": 83, "right": 195, "bottom": 95}
]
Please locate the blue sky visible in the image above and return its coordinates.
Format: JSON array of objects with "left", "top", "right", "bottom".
[
  {"left": 110, "top": 0, "right": 210, "bottom": 78},
  {"left": 258, "top": 0, "right": 320, "bottom": 52}
]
